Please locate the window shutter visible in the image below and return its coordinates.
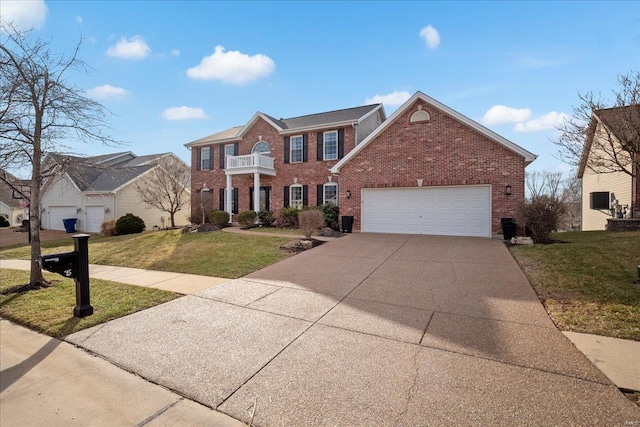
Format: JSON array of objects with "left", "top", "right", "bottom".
[
  {"left": 208, "top": 146, "right": 213, "bottom": 170},
  {"left": 233, "top": 143, "right": 239, "bottom": 156},
  {"left": 249, "top": 188, "right": 254, "bottom": 211},
  {"left": 317, "top": 132, "right": 323, "bottom": 161},
  {"left": 302, "top": 185, "right": 308, "bottom": 207},
  {"left": 219, "top": 188, "right": 224, "bottom": 210},
  {"left": 284, "top": 186, "right": 290, "bottom": 207},
  {"left": 219, "top": 145, "right": 225, "bottom": 169},
  {"left": 233, "top": 188, "right": 239, "bottom": 214},
  {"left": 317, "top": 184, "right": 323, "bottom": 206},
  {"left": 303, "top": 134, "right": 309, "bottom": 162},
  {"left": 338, "top": 129, "right": 345, "bottom": 159},
  {"left": 284, "top": 137, "right": 290, "bottom": 164},
  {"left": 196, "top": 148, "right": 202, "bottom": 171}
]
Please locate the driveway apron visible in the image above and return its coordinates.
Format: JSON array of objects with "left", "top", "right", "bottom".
[{"left": 67, "top": 234, "right": 640, "bottom": 426}]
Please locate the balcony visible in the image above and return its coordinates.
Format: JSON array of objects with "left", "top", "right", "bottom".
[{"left": 225, "top": 153, "right": 276, "bottom": 176}]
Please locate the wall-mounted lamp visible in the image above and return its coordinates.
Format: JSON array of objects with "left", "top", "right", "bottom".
[
  {"left": 104, "top": 207, "right": 110, "bottom": 214},
  {"left": 505, "top": 185, "right": 512, "bottom": 196},
  {"left": 76, "top": 207, "right": 82, "bottom": 213},
  {"left": 41, "top": 207, "right": 46, "bottom": 213},
  {"left": 346, "top": 190, "right": 352, "bottom": 199}
]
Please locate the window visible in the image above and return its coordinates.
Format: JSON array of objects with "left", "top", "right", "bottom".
[
  {"left": 324, "top": 131, "right": 338, "bottom": 160},
  {"left": 590, "top": 192, "right": 610, "bottom": 210},
  {"left": 323, "top": 183, "right": 338, "bottom": 206},
  {"left": 290, "top": 135, "right": 303, "bottom": 163},
  {"left": 200, "top": 147, "right": 211, "bottom": 170},
  {"left": 224, "top": 144, "right": 235, "bottom": 168},
  {"left": 290, "top": 185, "right": 303, "bottom": 209},
  {"left": 410, "top": 109, "right": 430, "bottom": 123},
  {"left": 252, "top": 141, "right": 271, "bottom": 156}
]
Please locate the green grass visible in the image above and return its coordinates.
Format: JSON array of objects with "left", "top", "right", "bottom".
[
  {"left": 0, "top": 229, "right": 293, "bottom": 278},
  {"left": 0, "top": 269, "right": 179, "bottom": 338},
  {"left": 248, "top": 226, "right": 305, "bottom": 236},
  {"left": 510, "top": 231, "right": 640, "bottom": 340}
]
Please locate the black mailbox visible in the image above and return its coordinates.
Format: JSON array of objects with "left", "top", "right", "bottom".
[{"left": 41, "top": 252, "right": 78, "bottom": 279}]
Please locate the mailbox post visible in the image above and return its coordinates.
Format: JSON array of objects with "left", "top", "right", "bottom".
[{"left": 41, "top": 234, "right": 93, "bottom": 318}]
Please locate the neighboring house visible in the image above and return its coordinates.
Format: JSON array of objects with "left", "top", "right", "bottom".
[
  {"left": 578, "top": 105, "right": 640, "bottom": 231},
  {"left": 0, "top": 170, "right": 29, "bottom": 226},
  {"left": 185, "top": 91, "right": 536, "bottom": 237},
  {"left": 40, "top": 152, "right": 190, "bottom": 233}
]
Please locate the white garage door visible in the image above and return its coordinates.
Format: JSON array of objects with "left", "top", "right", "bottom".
[
  {"left": 48, "top": 206, "right": 77, "bottom": 231},
  {"left": 85, "top": 206, "right": 105, "bottom": 233},
  {"left": 361, "top": 186, "right": 491, "bottom": 237}
]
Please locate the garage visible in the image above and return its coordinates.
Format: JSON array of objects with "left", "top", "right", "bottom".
[
  {"left": 361, "top": 185, "right": 491, "bottom": 237},
  {"left": 85, "top": 206, "right": 105, "bottom": 233},
  {"left": 47, "top": 206, "right": 77, "bottom": 231}
]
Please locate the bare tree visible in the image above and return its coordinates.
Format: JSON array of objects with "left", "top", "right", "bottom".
[
  {"left": 554, "top": 71, "right": 639, "bottom": 179},
  {"left": 526, "top": 171, "right": 563, "bottom": 199},
  {"left": 561, "top": 174, "right": 582, "bottom": 230},
  {"left": 0, "top": 24, "right": 118, "bottom": 288},
  {"left": 134, "top": 156, "right": 190, "bottom": 228}
]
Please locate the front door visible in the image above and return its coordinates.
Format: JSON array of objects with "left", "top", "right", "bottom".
[{"left": 250, "top": 186, "right": 271, "bottom": 211}]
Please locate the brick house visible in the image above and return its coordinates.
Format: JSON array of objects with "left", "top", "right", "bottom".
[{"left": 185, "top": 91, "right": 536, "bottom": 237}]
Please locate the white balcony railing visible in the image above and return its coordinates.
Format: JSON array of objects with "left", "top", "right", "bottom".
[{"left": 226, "top": 153, "right": 275, "bottom": 171}]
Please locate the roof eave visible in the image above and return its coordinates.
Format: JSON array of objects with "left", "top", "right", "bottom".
[
  {"left": 184, "top": 135, "right": 242, "bottom": 148},
  {"left": 279, "top": 119, "right": 360, "bottom": 135},
  {"left": 577, "top": 115, "right": 599, "bottom": 178}
]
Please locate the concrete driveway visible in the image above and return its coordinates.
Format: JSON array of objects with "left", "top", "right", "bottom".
[{"left": 67, "top": 234, "right": 639, "bottom": 425}]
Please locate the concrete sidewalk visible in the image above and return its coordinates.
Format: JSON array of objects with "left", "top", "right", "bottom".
[{"left": 0, "top": 320, "right": 244, "bottom": 427}]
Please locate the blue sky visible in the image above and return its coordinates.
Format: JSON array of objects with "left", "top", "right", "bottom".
[{"left": 2, "top": 0, "right": 639, "bottom": 177}]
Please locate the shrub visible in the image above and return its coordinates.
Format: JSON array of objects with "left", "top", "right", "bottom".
[
  {"left": 115, "top": 213, "right": 145, "bottom": 235},
  {"left": 277, "top": 207, "right": 300, "bottom": 227},
  {"left": 209, "top": 210, "right": 230, "bottom": 228},
  {"left": 188, "top": 208, "right": 204, "bottom": 225},
  {"left": 298, "top": 209, "right": 324, "bottom": 239},
  {"left": 515, "top": 195, "right": 567, "bottom": 244},
  {"left": 0, "top": 215, "right": 9, "bottom": 227},
  {"left": 100, "top": 220, "right": 116, "bottom": 236},
  {"left": 238, "top": 210, "right": 257, "bottom": 227},
  {"left": 320, "top": 203, "right": 339, "bottom": 229},
  {"left": 258, "top": 210, "right": 275, "bottom": 227}
]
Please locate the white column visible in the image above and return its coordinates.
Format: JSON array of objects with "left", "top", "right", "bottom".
[
  {"left": 226, "top": 174, "right": 233, "bottom": 222},
  {"left": 253, "top": 172, "right": 260, "bottom": 216}
]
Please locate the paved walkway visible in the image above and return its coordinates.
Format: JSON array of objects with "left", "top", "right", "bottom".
[{"left": 1, "top": 233, "right": 639, "bottom": 425}]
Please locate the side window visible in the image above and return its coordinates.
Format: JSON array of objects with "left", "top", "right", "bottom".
[
  {"left": 290, "top": 135, "right": 303, "bottom": 163},
  {"left": 324, "top": 131, "right": 338, "bottom": 160},
  {"left": 201, "top": 147, "right": 211, "bottom": 170},
  {"left": 224, "top": 144, "right": 235, "bottom": 168},
  {"left": 323, "top": 183, "right": 338, "bottom": 206},
  {"left": 290, "top": 185, "right": 303, "bottom": 209}
]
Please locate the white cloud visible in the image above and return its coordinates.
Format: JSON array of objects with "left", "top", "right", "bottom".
[
  {"left": 0, "top": 0, "right": 47, "bottom": 30},
  {"left": 87, "top": 85, "right": 129, "bottom": 100},
  {"left": 106, "top": 36, "right": 151, "bottom": 59},
  {"left": 75, "top": 15, "right": 83, "bottom": 24},
  {"left": 171, "top": 49, "right": 180, "bottom": 57},
  {"left": 161, "top": 106, "right": 208, "bottom": 121},
  {"left": 365, "top": 91, "right": 412, "bottom": 107},
  {"left": 186, "top": 45, "right": 275, "bottom": 85},
  {"left": 419, "top": 25, "right": 440, "bottom": 49},
  {"left": 482, "top": 105, "right": 532, "bottom": 126},
  {"left": 515, "top": 111, "right": 569, "bottom": 132}
]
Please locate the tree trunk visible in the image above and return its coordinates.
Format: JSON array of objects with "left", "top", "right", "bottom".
[
  {"left": 170, "top": 212, "right": 175, "bottom": 228},
  {"left": 29, "top": 142, "right": 45, "bottom": 285}
]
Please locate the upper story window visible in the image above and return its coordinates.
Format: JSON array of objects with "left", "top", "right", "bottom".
[
  {"left": 201, "top": 147, "right": 211, "bottom": 170},
  {"left": 410, "top": 108, "right": 430, "bottom": 123},
  {"left": 224, "top": 144, "right": 235, "bottom": 168},
  {"left": 252, "top": 141, "right": 271, "bottom": 156},
  {"left": 290, "top": 135, "right": 303, "bottom": 163},
  {"left": 324, "top": 131, "right": 338, "bottom": 160},
  {"left": 290, "top": 184, "right": 303, "bottom": 209}
]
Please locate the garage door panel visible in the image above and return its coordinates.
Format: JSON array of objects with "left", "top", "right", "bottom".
[
  {"left": 85, "top": 206, "right": 104, "bottom": 233},
  {"left": 362, "top": 186, "right": 491, "bottom": 238},
  {"left": 48, "top": 206, "right": 77, "bottom": 231}
]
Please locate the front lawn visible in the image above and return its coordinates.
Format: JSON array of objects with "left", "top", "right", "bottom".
[
  {"left": 0, "top": 229, "right": 292, "bottom": 279},
  {"left": 0, "top": 269, "right": 178, "bottom": 338},
  {"left": 510, "top": 231, "right": 640, "bottom": 341}
]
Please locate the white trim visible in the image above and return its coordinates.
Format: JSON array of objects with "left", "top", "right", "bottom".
[
  {"left": 290, "top": 135, "right": 303, "bottom": 163},
  {"left": 323, "top": 130, "right": 338, "bottom": 161},
  {"left": 331, "top": 91, "right": 537, "bottom": 173},
  {"left": 252, "top": 140, "right": 271, "bottom": 156},
  {"left": 238, "top": 112, "right": 284, "bottom": 137}
]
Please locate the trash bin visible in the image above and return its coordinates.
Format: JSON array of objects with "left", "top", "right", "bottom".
[
  {"left": 501, "top": 218, "right": 516, "bottom": 240},
  {"left": 341, "top": 215, "right": 354, "bottom": 233},
  {"left": 63, "top": 218, "right": 77, "bottom": 233}
]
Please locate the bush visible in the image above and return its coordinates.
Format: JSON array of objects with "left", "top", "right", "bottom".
[
  {"left": 100, "top": 220, "right": 116, "bottom": 236},
  {"left": 320, "top": 203, "right": 339, "bottom": 229},
  {"left": 188, "top": 208, "right": 207, "bottom": 225},
  {"left": 258, "top": 210, "right": 275, "bottom": 227},
  {"left": 277, "top": 207, "right": 300, "bottom": 227},
  {"left": 238, "top": 210, "right": 257, "bottom": 227},
  {"left": 0, "top": 215, "right": 9, "bottom": 227},
  {"left": 209, "top": 210, "right": 230, "bottom": 228},
  {"left": 298, "top": 209, "right": 324, "bottom": 239},
  {"left": 515, "top": 195, "right": 567, "bottom": 244},
  {"left": 115, "top": 213, "right": 145, "bottom": 235}
]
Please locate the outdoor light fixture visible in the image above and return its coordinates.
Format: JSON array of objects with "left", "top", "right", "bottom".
[
  {"left": 104, "top": 207, "right": 110, "bottom": 214},
  {"left": 76, "top": 207, "right": 82, "bottom": 213},
  {"left": 346, "top": 190, "right": 352, "bottom": 199},
  {"left": 505, "top": 185, "right": 512, "bottom": 196}
]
